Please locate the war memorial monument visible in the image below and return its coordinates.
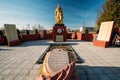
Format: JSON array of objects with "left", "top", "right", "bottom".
[
  {"left": 53, "top": 4, "right": 67, "bottom": 42},
  {"left": 35, "top": 4, "right": 80, "bottom": 80},
  {"left": 0, "top": 2, "right": 120, "bottom": 80}
]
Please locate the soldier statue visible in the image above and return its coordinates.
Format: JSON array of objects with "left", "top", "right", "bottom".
[{"left": 55, "top": 4, "right": 63, "bottom": 24}]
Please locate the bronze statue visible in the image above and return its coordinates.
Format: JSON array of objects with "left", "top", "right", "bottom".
[{"left": 55, "top": 4, "right": 63, "bottom": 24}]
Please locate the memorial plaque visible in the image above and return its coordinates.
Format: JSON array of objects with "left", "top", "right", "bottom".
[
  {"left": 4, "top": 24, "right": 19, "bottom": 42},
  {"left": 48, "top": 49, "right": 69, "bottom": 73},
  {"left": 56, "top": 35, "right": 63, "bottom": 42},
  {"left": 97, "top": 21, "right": 114, "bottom": 41}
]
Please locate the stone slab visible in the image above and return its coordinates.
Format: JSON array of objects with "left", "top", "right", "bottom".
[
  {"left": 48, "top": 49, "right": 69, "bottom": 73},
  {"left": 4, "top": 24, "right": 19, "bottom": 42},
  {"left": 97, "top": 21, "right": 114, "bottom": 41}
]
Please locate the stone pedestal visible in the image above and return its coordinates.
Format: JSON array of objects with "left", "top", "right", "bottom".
[
  {"left": 8, "top": 40, "right": 21, "bottom": 46},
  {"left": 53, "top": 25, "right": 67, "bottom": 42},
  {"left": 93, "top": 21, "right": 114, "bottom": 48},
  {"left": 93, "top": 40, "right": 109, "bottom": 48}
]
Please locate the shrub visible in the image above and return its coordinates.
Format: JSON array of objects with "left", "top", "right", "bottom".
[
  {"left": 26, "top": 30, "right": 29, "bottom": 34},
  {"left": 35, "top": 29, "right": 38, "bottom": 34},
  {"left": 85, "top": 28, "right": 89, "bottom": 34}
]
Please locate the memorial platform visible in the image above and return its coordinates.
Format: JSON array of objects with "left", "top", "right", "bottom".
[{"left": 0, "top": 40, "right": 120, "bottom": 80}]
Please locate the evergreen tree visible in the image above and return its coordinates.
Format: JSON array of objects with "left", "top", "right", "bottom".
[{"left": 96, "top": 0, "right": 120, "bottom": 29}]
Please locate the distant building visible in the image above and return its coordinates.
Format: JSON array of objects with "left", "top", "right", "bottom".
[
  {"left": 79, "top": 27, "right": 84, "bottom": 32},
  {"left": 80, "top": 27, "right": 95, "bottom": 33}
]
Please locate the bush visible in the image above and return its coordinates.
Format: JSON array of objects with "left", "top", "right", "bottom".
[
  {"left": 35, "top": 29, "right": 38, "bottom": 34},
  {"left": 26, "top": 30, "right": 29, "bottom": 34},
  {"left": 85, "top": 28, "right": 89, "bottom": 34}
]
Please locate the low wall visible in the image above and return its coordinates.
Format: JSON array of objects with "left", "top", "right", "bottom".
[
  {"left": 21, "top": 33, "right": 73, "bottom": 42},
  {"left": 21, "top": 34, "right": 40, "bottom": 42},
  {"left": 76, "top": 32, "right": 97, "bottom": 41},
  {"left": 45, "top": 33, "right": 53, "bottom": 39},
  {"left": 67, "top": 33, "right": 72, "bottom": 39}
]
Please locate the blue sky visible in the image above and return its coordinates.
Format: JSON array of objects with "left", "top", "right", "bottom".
[{"left": 0, "top": 0, "right": 105, "bottom": 30}]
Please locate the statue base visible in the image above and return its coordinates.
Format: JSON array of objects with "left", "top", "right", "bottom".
[
  {"left": 55, "top": 24, "right": 64, "bottom": 26},
  {"left": 53, "top": 25, "right": 67, "bottom": 42}
]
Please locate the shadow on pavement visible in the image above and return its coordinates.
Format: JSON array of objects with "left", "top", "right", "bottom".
[{"left": 76, "top": 65, "right": 120, "bottom": 80}]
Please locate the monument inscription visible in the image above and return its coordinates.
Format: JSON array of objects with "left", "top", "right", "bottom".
[
  {"left": 4, "top": 24, "right": 19, "bottom": 42},
  {"left": 97, "top": 21, "right": 114, "bottom": 41}
]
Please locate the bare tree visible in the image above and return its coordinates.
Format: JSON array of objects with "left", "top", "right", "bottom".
[
  {"left": 32, "top": 24, "right": 37, "bottom": 30},
  {"left": 0, "top": 27, "right": 4, "bottom": 30},
  {"left": 26, "top": 24, "right": 30, "bottom": 30}
]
